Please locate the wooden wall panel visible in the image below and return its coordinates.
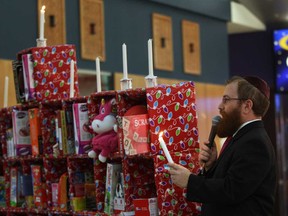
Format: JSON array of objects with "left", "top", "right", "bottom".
[
  {"left": 114, "top": 73, "right": 145, "bottom": 90},
  {"left": 0, "top": 59, "right": 17, "bottom": 107},
  {"left": 80, "top": 0, "right": 105, "bottom": 61},
  {"left": 152, "top": 13, "right": 173, "bottom": 71},
  {"left": 114, "top": 73, "right": 187, "bottom": 90},
  {"left": 38, "top": 0, "right": 66, "bottom": 46},
  {"left": 182, "top": 20, "right": 201, "bottom": 75},
  {"left": 194, "top": 82, "right": 208, "bottom": 143}
]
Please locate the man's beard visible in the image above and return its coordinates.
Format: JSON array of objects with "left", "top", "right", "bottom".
[{"left": 217, "top": 108, "right": 242, "bottom": 138}]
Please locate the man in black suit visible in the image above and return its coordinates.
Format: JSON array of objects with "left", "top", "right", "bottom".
[{"left": 168, "top": 76, "right": 276, "bottom": 216}]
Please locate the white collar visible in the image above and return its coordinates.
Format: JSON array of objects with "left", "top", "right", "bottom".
[{"left": 233, "top": 119, "right": 261, "bottom": 137}]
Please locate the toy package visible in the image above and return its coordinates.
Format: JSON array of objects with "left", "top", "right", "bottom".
[
  {"left": 72, "top": 103, "right": 92, "bottom": 154},
  {"left": 12, "top": 110, "right": 31, "bottom": 156}
]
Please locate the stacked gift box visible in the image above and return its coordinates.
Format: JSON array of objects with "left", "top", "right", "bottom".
[
  {"left": 0, "top": 108, "right": 10, "bottom": 158},
  {"left": 0, "top": 109, "right": 6, "bottom": 208},
  {"left": 146, "top": 81, "right": 201, "bottom": 215},
  {"left": 13, "top": 44, "right": 79, "bottom": 103},
  {"left": 43, "top": 157, "right": 67, "bottom": 210},
  {"left": 86, "top": 91, "right": 119, "bottom": 213},
  {"left": 114, "top": 88, "right": 156, "bottom": 215},
  {"left": 3, "top": 44, "right": 83, "bottom": 213},
  {"left": 1, "top": 42, "right": 202, "bottom": 215}
]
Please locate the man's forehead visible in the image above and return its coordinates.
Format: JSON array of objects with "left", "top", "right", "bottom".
[{"left": 224, "top": 82, "right": 238, "bottom": 96}]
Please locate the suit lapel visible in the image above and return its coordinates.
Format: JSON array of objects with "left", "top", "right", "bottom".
[{"left": 205, "top": 121, "right": 264, "bottom": 176}]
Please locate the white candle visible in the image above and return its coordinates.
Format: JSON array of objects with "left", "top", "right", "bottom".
[
  {"left": 39, "top": 5, "right": 46, "bottom": 40},
  {"left": 158, "top": 132, "right": 174, "bottom": 163},
  {"left": 96, "top": 57, "right": 101, "bottom": 92},
  {"left": 3, "top": 76, "right": 9, "bottom": 107},
  {"left": 55, "top": 118, "right": 59, "bottom": 144},
  {"left": 122, "top": 43, "right": 128, "bottom": 79},
  {"left": 70, "top": 60, "right": 75, "bottom": 98},
  {"left": 148, "top": 39, "right": 154, "bottom": 77}
]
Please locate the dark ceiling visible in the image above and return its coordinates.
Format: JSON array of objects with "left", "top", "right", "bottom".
[{"left": 237, "top": 0, "right": 288, "bottom": 30}]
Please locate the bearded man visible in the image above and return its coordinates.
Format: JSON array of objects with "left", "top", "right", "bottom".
[{"left": 168, "top": 76, "right": 276, "bottom": 216}]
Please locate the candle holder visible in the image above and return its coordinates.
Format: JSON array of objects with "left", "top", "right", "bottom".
[
  {"left": 36, "top": 38, "right": 47, "bottom": 47},
  {"left": 120, "top": 78, "right": 132, "bottom": 90},
  {"left": 145, "top": 75, "right": 158, "bottom": 88}
]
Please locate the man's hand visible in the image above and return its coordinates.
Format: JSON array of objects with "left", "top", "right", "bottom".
[
  {"left": 167, "top": 163, "right": 191, "bottom": 188},
  {"left": 199, "top": 140, "right": 218, "bottom": 170}
]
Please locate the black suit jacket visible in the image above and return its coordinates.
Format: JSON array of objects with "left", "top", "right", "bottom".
[{"left": 187, "top": 121, "right": 276, "bottom": 216}]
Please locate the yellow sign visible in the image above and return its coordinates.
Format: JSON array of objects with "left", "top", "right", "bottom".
[{"left": 279, "top": 35, "right": 288, "bottom": 50}]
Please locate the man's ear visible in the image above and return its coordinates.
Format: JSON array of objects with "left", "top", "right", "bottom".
[{"left": 242, "top": 99, "right": 253, "bottom": 114}]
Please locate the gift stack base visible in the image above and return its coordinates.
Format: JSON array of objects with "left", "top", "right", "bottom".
[{"left": 0, "top": 81, "right": 202, "bottom": 215}]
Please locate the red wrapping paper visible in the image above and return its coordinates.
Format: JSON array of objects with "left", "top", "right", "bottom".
[
  {"left": 122, "top": 157, "right": 157, "bottom": 212},
  {"left": 155, "top": 151, "right": 201, "bottom": 215},
  {"left": 43, "top": 157, "right": 67, "bottom": 208},
  {"left": 146, "top": 81, "right": 199, "bottom": 155},
  {"left": 67, "top": 156, "right": 93, "bottom": 200},
  {"left": 17, "top": 44, "right": 79, "bottom": 102},
  {"left": 93, "top": 159, "right": 107, "bottom": 212},
  {"left": 115, "top": 88, "right": 147, "bottom": 156},
  {"left": 146, "top": 81, "right": 201, "bottom": 215},
  {"left": 62, "top": 97, "right": 88, "bottom": 156},
  {"left": 0, "top": 108, "right": 9, "bottom": 157},
  {"left": 39, "top": 100, "right": 62, "bottom": 155},
  {"left": 87, "top": 92, "right": 119, "bottom": 212}
]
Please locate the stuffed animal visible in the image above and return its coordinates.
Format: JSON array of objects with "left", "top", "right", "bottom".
[{"left": 88, "top": 98, "right": 118, "bottom": 162}]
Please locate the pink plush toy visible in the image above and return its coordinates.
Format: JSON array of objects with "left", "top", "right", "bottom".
[{"left": 88, "top": 98, "right": 118, "bottom": 162}]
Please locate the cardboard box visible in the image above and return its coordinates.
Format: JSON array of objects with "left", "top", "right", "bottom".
[
  {"left": 72, "top": 103, "right": 92, "bottom": 154},
  {"left": 133, "top": 198, "right": 158, "bottom": 216},
  {"left": 28, "top": 108, "right": 42, "bottom": 155},
  {"left": 74, "top": 183, "right": 85, "bottom": 197},
  {"left": 51, "top": 183, "right": 59, "bottom": 208},
  {"left": 10, "top": 167, "right": 18, "bottom": 207},
  {"left": 71, "top": 196, "right": 86, "bottom": 211},
  {"left": 0, "top": 176, "right": 5, "bottom": 207},
  {"left": 113, "top": 172, "right": 125, "bottom": 213},
  {"left": 10, "top": 167, "right": 24, "bottom": 207},
  {"left": 85, "top": 183, "right": 96, "bottom": 210},
  {"left": 104, "top": 163, "right": 122, "bottom": 215},
  {"left": 6, "top": 128, "right": 16, "bottom": 157},
  {"left": 12, "top": 110, "right": 31, "bottom": 156},
  {"left": 65, "top": 109, "right": 76, "bottom": 154},
  {"left": 58, "top": 173, "right": 69, "bottom": 211},
  {"left": 21, "top": 53, "right": 35, "bottom": 100},
  {"left": 12, "top": 60, "right": 25, "bottom": 103},
  {"left": 20, "top": 175, "right": 33, "bottom": 196},
  {"left": 55, "top": 110, "right": 68, "bottom": 155},
  {"left": 31, "top": 165, "right": 47, "bottom": 208},
  {"left": 122, "top": 114, "right": 150, "bottom": 155}
]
